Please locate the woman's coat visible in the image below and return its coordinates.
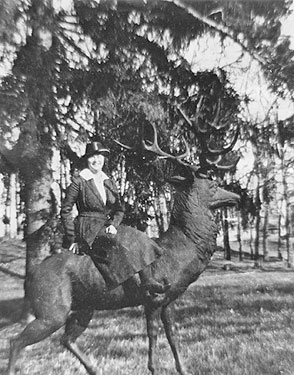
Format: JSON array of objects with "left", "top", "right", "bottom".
[
  {"left": 61, "top": 169, "right": 124, "bottom": 248},
  {"left": 61, "top": 168, "right": 162, "bottom": 285}
]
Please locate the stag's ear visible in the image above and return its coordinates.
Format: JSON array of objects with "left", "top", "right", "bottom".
[{"left": 167, "top": 175, "right": 187, "bottom": 183}]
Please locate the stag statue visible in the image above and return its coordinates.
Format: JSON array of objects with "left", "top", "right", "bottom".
[{"left": 7, "top": 122, "right": 239, "bottom": 375}]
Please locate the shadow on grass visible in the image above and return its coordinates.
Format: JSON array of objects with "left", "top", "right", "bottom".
[
  {"left": 93, "top": 306, "right": 143, "bottom": 320},
  {"left": 168, "top": 281, "right": 294, "bottom": 344},
  {"left": 0, "top": 266, "right": 24, "bottom": 279},
  {"left": 87, "top": 281, "right": 294, "bottom": 351},
  {"left": 0, "top": 298, "right": 24, "bottom": 329}
]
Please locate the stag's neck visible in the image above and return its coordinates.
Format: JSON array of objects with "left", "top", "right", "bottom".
[{"left": 169, "top": 192, "right": 218, "bottom": 258}]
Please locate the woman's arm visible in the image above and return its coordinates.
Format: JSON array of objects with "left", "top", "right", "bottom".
[
  {"left": 107, "top": 180, "right": 125, "bottom": 228},
  {"left": 61, "top": 177, "right": 80, "bottom": 248}
]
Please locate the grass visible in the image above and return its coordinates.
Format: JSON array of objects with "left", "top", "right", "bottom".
[{"left": 1, "top": 238, "right": 294, "bottom": 375}]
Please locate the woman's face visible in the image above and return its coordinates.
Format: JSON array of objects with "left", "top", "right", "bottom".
[{"left": 87, "top": 153, "right": 105, "bottom": 174}]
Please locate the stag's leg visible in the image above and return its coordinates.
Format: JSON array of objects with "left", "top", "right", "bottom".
[
  {"left": 161, "top": 305, "right": 188, "bottom": 375},
  {"left": 8, "top": 315, "right": 66, "bottom": 375},
  {"left": 145, "top": 306, "right": 161, "bottom": 375},
  {"left": 61, "top": 309, "right": 97, "bottom": 375}
]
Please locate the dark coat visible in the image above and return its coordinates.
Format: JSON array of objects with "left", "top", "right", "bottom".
[
  {"left": 61, "top": 169, "right": 162, "bottom": 285},
  {"left": 61, "top": 170, "right": 124, "bottom": 248}
]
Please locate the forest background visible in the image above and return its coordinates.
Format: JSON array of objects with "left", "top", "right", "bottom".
[{"left": 0, "top": 0, "right": 294, "bottom": 295}]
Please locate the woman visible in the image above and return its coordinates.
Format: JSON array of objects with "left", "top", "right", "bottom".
[{"left": 61, "top": 140, "right": 169, "bottom": 297}]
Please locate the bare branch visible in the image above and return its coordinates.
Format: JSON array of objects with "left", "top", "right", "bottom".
[
  {"left": 177, "top": 106, "right": 193, "bottom": 127},
  {"left": 57, "top": 31, "right": 91, "bottom": 62}
]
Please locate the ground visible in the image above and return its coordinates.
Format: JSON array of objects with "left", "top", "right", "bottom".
[{"left": 0, "top": 236, "right": 294, "bottom": 375}]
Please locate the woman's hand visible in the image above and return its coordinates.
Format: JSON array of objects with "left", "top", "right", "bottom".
[
  {"left": 69, "top": 243, "right": 79, "bottom": 254},
  {"left": 105, "top": 225, "right": 117, "bottom": 235}
]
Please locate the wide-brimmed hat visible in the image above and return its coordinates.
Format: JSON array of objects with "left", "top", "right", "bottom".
[{"left": 83, "top": 141, "right": 110, "bottom": 158}]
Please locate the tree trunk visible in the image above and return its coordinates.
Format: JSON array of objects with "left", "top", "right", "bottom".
[
  {"left": 254, "top": 184, "right": 261, "bottom": 268},
  {"left": 154, "top": 197, "right": 164, "bottom": 234},
  {"left": 4, "top": 182, "right": 10, "bottom": 237},
  {"left": 262, "top": 203, "right": 269, "bottom": 261},
  {"left": 280, "top": 151, "right": 291, "bottom": 267},
  {"left": 158, "top": 193, "right": 169, "bottom": 232},
  {"left": 24, "top": 171, "right": 53, "bottom": 272},
  {"left": 249, "top": 223, "right": 254, "bottom": 259},
  {"left": 254, "top": 213, "right": 261, "bottom": 267},
  {"left": 9, "top": 172, "right": 18, "bottom": 238},
  {"left": 237, "top": 210, "right": 242, "bottom": 261},
  {"left": 0, "top": 175, "right": 5, "bottom": 237},
  {"left": 282, "top": 185, "right": 291, "bottom": 268},
  {"left": 222, "top": 207, "right": 231, "bottom": 261},
  {"left": 21, "top": 156, "right": 53, "bottom": 319},
  {"left": 277, "top": 213, "right": 283, "bottom": 260}
]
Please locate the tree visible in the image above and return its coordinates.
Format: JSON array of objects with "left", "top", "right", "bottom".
[{"left": 274, "top": 116, "right": 294, "bottom": 266}]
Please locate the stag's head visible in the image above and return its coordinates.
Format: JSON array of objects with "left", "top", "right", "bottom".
[
  {"left": 136, "top": 124, "right": 240, "bottom": 252},
  {"left": 116, "top": 122, "right": 239, "bottom": 254},
  {"left": 116, "top": 90, "right": 242, "bottom": 223},
  {"left": 186, "top": 174, "right": 240, "bottom": 211},
  {"left": 116, "top": 104, "right": 240, "bottom": 255}
]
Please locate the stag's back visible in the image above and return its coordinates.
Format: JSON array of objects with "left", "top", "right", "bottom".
[{"left": 28, "top": 252, "right": 143, "bottom": 315}]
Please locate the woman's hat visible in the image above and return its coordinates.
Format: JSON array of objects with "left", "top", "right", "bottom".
[{"left": 83, "top": 141, "right": 110, "bottom": 158}]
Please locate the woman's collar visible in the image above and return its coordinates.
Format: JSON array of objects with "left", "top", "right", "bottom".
[{"left": 80, "top": 168, "right": 109, "bottom": 181}]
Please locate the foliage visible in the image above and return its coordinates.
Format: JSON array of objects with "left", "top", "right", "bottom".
[
  {"left": 0, "top": 0, "right": 294, "bottom": 233},
  {"left": 0, "top": 0, "right": 24, "bottom": 45}
]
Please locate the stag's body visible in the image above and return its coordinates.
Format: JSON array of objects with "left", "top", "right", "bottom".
[
  {"left": 7, "top": 172, "right": 238, "bottom": 375},
  {"left": 8, "top": 109, "right": 240, "bottom": 375}
]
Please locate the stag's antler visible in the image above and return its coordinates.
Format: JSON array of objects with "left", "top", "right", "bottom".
[
  {"left": 115, "top": 122, "right": 190, "bottom": 162},
  {"left": 178, "top": 95, "right": 239, "bottom": 171},
  {"left": 114, "top": 139, "right": 136, "bottom": 151},
  {"left": 142, "top": 123, "right": 190, "bottom": 161}
]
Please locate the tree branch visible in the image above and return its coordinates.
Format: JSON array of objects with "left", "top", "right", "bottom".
[
  {"left": 165, "top": 0, "right": 267, "bottom": 67},
  {"left": 58, "top": 31, "right": 92, "bottom": 61},
  {"left": 0, "top": 143, "right": 18, "bottom": 172}
]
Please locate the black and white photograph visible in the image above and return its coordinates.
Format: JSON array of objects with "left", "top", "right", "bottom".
[{"left": 0, "top": 1, "right": 294, "bottom": 374}]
